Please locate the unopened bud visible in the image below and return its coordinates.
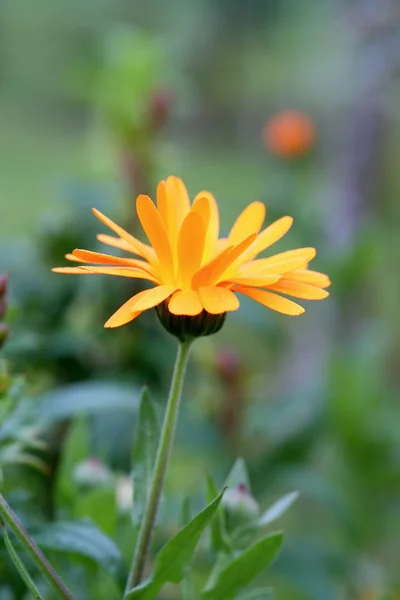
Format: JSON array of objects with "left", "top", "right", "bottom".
[
  {"left": 149, "top": 88, "right": 173, "bottom": 131},
  {"left": 73, "top": 457, "right": 111, "bottom": 489},
  {"left": 0, "top": 275, "right": 7, "bottom": 298},
  {"left": 215, "top": 349, "right": 242, "bottom": 383},
  {"left": 0, "top": 299, "right": 7, "bottom": 320},
  {"left": 222, "top": 483, "right": 260, "bottom": 527},
  {"left": 115, "top": 475, "right": 134, "bottom": 514},
  {"left": 0, "top": 324, "right": 9, "bottom": 350}
]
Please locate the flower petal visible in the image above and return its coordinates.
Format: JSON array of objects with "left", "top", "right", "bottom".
[
  {"left": 229, "top": 274, "right": 281, "bottom": 287},
  {"left": 164, "top": 176, "right": 191, "bottom": 254},
  {"left": 266, "top": 279, "right": 330, "bottom": 300},
  {"left": 238, "top": 286, "right": 305, "bottom": 315},
  {"left": 71, "top": 249, "right": 154, "bottom": 274},
  {"left": 52, "top": 267, "right": 94, "bottom": 274},
  {"left": 192, "top": 192, "right": 219, "bottom": 261},
  {"left": 284, "top": 269, "right": 331, "bottom": 288},
  {"left": 136, "top": 194, "right": 174, "bottom": 281},
  {"left": 78, "top": 266, "right": 160, "bottom": 284},
  {"left": 178, "top": 211, "right": 207, "bottom": 287},
  {"left": 198, "top": 286, "right": 240, "bottom": 314},
  {"left": 238, "top": 216, "right": 294, "bottom": 263},
  {"left": 166, "top": 175, "right": 191, "bottom": 216},
  {"left": 156, "top": 180, "right": 169, "bottom": 230},
  {"left": 92, "top": 208, "right": 154, "bottom": 262},
  {"left": 168, "top": 289, "right": 203, "bottom": 315},
  {"left": 105, "top": 297, "right": 142, "bottom": 328},
  {"left": 130, "top": 285, "right": 177, "bottom": 312},
  {"left": 192, "top": 234, "right": 257, "bottom": 289},
  {"left": 228, "top": 202, "right": 265, "bottom": 245},
  {"left": 239, "top": 248, "right": 316, "bottom": 276}
]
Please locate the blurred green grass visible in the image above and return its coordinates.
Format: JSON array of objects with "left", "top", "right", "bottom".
[{"left": 0, "top": 99, "right": 270, "bottom": 237}]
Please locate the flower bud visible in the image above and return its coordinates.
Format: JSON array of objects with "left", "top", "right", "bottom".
[
  {"left": 222, "top": 483, "right": 260, "bottom": 528},
  {"left": 0, "top": 299, "right": 7, "bottom": 321},
  {"left": 73, "top": 457, "right": 111, "bottom": 489},
  {"left": 0, "top": 275, "right": 7, "bottom": 298},
  {"left": 263, "top": 110, "right": 316, "bottom": 158},
  {"left": 0, "top": 325, "right": 9, "bottom": 350},
  {"left": 215, "top": 349, "right": 242, "bottom": 383},
  {"left": 155, "top": 301, "right": 226, "bottom": 341},
  {"left": 115, "top": 475, "right": 134, "bottom": 514},
  {"left": 149, "top": 87, "right": 173, "bottom": 131}
]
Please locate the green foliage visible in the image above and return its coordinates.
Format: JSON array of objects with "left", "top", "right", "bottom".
[
  {"left": 201, "top": 532, "right": 283, "bottom": 600},
  {"left": 131, "top": 388, "right": 159, "bottom": 527},
  {"left": 1, "top": 525, "right": 44, "bottom": 600},
  {"left": 33, "top": 521, "right": 125, "bottom": 578},
  {"left": 126, "top": 491, "right": 224, "bottom": 599}
]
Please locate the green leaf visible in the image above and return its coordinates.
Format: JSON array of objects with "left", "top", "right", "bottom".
[
  {"left": 2, "top": 525, "right": 44, "bottom": 599},
  {"left": 201, "top": 531, "right": 283, "bottom": 600},
  {"left": 126, "top": 491, "right": 225, "bottom": 599},
  {"left": 180, "top": 498, "right": 196, "bottom": 600},
  {"left": 131, "top": 388, "right": 158, "bottom": 526},
  {"left": 258, "top": 492, "right": 299, "bottom": 527},
  {"left": 206, "top": 475, "right": 231, "bottom": 552},
  {"left": 225, "top": 458, "right": 251, "bottom": 491},
  {"left": 74, "top": 488, "right": 116, "bottom": 537},
  {"left": 37, "top": 381, "right": 141, "bottom": 425},
  {"left": 33, "top": 520, "right": 125, "bottom": 578}
]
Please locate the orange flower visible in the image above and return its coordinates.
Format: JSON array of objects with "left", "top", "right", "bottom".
[
  {"left": 53, "top": 176, "right": 330, "bottom": 335},
  {"left": 263, "top": 110, "right": 316, "bottom": 158}
]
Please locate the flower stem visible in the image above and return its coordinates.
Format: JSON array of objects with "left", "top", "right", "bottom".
[
  {"left": 125, "top": 340, "right": 192, "bottom": 594},
  {"left": 0, "top": 493, "right": 75, "bottom": 600}
]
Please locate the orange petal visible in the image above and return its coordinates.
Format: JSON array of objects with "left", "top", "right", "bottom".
[
  {"left": 166, "top": 176, "right": 191, "bottom": 216},
  {"left": 284, "top": 269, "right": 331, "bottom": 288},
  {"left": 130, "top": 285, "right": 177, "bottom": 312},
  {"left": 92, "top": 208, "right": 154, "bottom": 262},
  {"left": 71, "top": 249, "right": 154, "bottom": 273},
  {"left": 165, "top": 176, "right": 191, "bottom": 255},
  {"left": 238, "top": 216, "right": 294, "bottom": 264},
  {"left": 198, "top": 286, "right": 240, "bottom": 314},
  {"left": 168, "top": 289, "right": 203, "bottom": 315},
  {"left": 136, "top": 195, "right": 174, "bottom": 281},
  {"left": 65, "top": 253, "right": 83, "bottom": 262},
  {"left": 105, "top": 297, "right": 142, "bottom": 328},
  {"left": 192, "top": 234, "right": 257, "bottom": 288},
  {"left": 78, "top": 266, "right": 160, "bottom": 284},
  {"left": 229, "top": 274, "right": 281, "bottom": 287},
  {"left": 178, "top": 211, "right": 207, "bottom": 287},
  {"left": 237, "top": 286, "right": 305, "bottom": 315},
  {"left": 240, "top": 248, "right": 316, "bottom": 276},
  {"left": 97, "top": 234, "right": 141, "bottom": 255},
  {"left": 266, "top": 279, "right": 329, "bottom": 300},
  {"left": 156, "top": 180, "right": 169, "bottom": 230},
  {"left": 228, "top": 202, "right": 266, "bottom": 245},
  {"left": 52, "top": 267, "right": 94, "bottom": 274},
  {"left": 193, "top": 191, "right": 219, "bottom": 261}
]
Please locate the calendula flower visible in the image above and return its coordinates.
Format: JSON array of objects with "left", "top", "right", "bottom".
[
  {"left": 53, "top": 176, "right": 330, "bottom": 339},
  {"left": 263, "top": 110, "right": 316, "bottom": 158}
]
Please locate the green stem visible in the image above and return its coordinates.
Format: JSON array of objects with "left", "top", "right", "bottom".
[
  {"left": 1, "top": 522, "right": 44, "bottom": 600},
  {"left": 0, "top": 493, "right": 75, "bottom": 600},
  {"left": 125, "top": 340, "right": 192, "bottom": 594}
]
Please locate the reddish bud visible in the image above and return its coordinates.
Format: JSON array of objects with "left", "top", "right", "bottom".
[
  {"left": 149, "top": 87, "right": 173, "bottom": 131},
  {"left": 0, "top": 275, "right": 7, "bottom": 298},
  {"left": 263, "top": 110, "right": 316, "bottom": 158},
  {"left": 215, "top": 349, "right": 242, "bottom": 383},
  {"left": 0, "top": 324, "right": 9, "bottom": 349},
  {"left": 0, "top": 299, "right": 6, "bottom": 321}
]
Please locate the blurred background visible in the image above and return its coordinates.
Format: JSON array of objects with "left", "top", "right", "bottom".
[{"left": 1, "top": 0, "right": 400, "bottom": 598}]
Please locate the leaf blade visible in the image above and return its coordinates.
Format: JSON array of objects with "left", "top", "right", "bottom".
[
  {"left": 131, "top": 388, "right": 159, "bottom": 526},
  {"left": 201, "top": 531, "right": 283, "bottom": 600},
  {"left": 127, "top": 491, "right": 225, "bottom": 599}
]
